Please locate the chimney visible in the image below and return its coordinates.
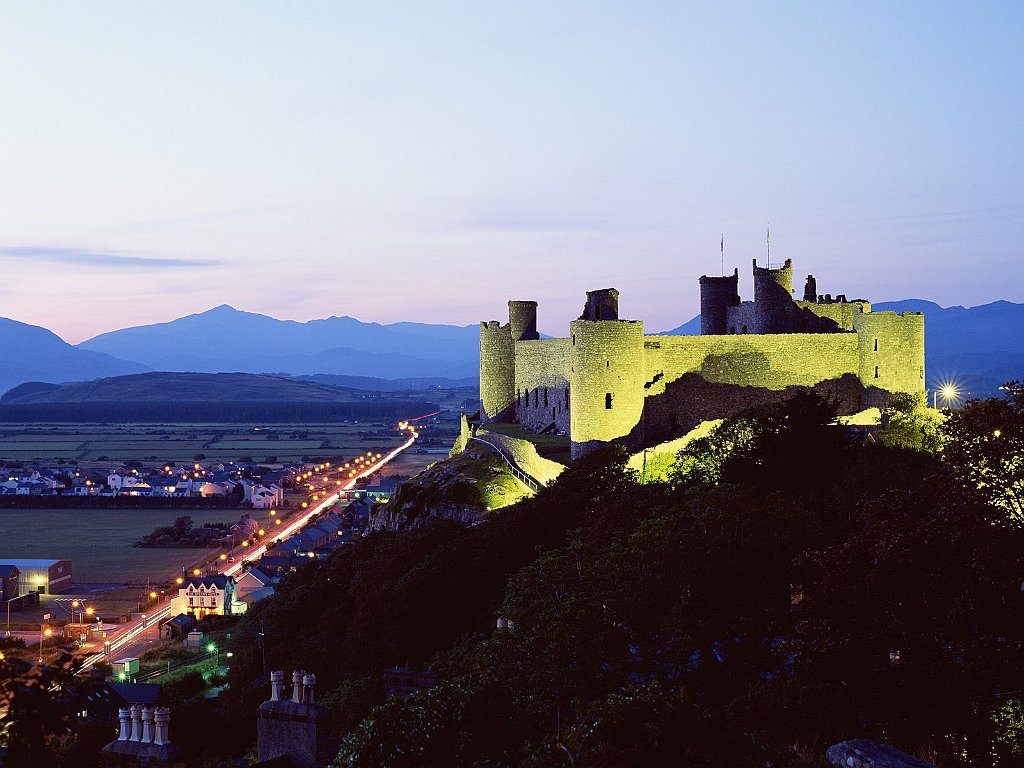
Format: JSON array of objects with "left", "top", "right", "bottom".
[
  {"left": 129, "top": 704, "right": 143, "bottom": 742},
  {"left": 258, "top": 668, "right": 329, "bottom": 768},
  {"left": 270, "top": 670, "right": 285, "bottom": 701},
  {"left": 154, "top": 707, "right": 171, "bottom": 746},
  {"left": 117, "top": 707, "right": 131, "bottom": 741},
  {"left": 141, "top": 707, "right": 154, "bottom": 743},
  {"left": 302, "top": 673, "right": 316, "bottom": 704}
]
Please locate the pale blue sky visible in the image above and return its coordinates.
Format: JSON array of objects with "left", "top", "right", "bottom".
[{"left": 1, "top": 1, "right": 1021, "bottom": 341}]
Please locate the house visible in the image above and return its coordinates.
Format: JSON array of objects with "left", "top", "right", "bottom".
[
  {"left": 0, "top": 559, "right": 72, "bottom": 594},
  {"left": 236, "top": 568, "right": 277, "bottom": 601},
  {"left": 383, "top": 666, "right": 438, "bottom": 698},
  {"left": 171, "top": 575, "right": 237, "bottom": 618},
  {"left": 160, "top": 614, "right": 195, "bottom": 640},
  {"left": 0, "top": 564, "right": 20, "bottom": 601}
]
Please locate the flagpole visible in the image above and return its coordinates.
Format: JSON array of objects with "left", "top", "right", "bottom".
[
  {"left": 766, "top": 224, "right": 771, "bottom": 269},
  {"left": 721, "top": 234, "right": 724, "bottom": 276}
]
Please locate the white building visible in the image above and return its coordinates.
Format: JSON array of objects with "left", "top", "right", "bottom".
[{"left": 171, "top": 575, "right": 238, "bottom": 619}]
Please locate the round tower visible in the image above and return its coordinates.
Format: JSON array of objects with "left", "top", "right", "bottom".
[
  {"left": 568, "top": 319, "right": 646, "bottom": 459},
  {"left": 752, "top": 258, "right": 794, "bottom": 333},
  {"left": 698, "top": 269, "right": 739, "bottom": 335},
  {"left": 479, "top": 320, "right": 516, "bottom": 421},
  {"left": 508, "top": 300, "right": 539, "bottom": 342}
]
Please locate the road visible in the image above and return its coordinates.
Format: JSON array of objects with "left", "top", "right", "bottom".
[{"left": 74, "top": 420, "right": 421, "bottom": 674}]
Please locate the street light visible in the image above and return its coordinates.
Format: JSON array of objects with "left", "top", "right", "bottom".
[
  {"left": 207, "top": 642, "right": 220, "bottom": 666},
  {"left": 38, "top": 626, "right": 53, "bottom": 663},
  {"left": 933, "top": 383, "right": 960, "bottom": 409}
]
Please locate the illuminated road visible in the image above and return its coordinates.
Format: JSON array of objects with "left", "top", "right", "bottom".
[{"left": 76, "top": 420, "right": 422, "bottom": 674}]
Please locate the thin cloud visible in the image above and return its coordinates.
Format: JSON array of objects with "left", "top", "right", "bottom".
[{"left": 0, "top": 246, "right": 222, "bottom": 268}]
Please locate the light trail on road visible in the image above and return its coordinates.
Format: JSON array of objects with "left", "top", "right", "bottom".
[
  {"left": 223, "top": 430, "right": 418, "bottom": 576},
  {"left": 76, "top": 420, "right": 421, "bottom": 675}
]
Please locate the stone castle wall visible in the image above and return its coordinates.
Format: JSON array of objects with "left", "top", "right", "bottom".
[
  {"left": 514, "top": 338, "right": 571, "bottom": 432},
  {"left": 853, "top": 310, "right": 926, "bottom": 404},
  {"left": 569, "top": 319, "right": 646, "bottom": 459}
]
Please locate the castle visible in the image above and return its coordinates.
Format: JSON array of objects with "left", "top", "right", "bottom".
[{"left": 479, "top": 258, "right": 924, "bottom": 460}]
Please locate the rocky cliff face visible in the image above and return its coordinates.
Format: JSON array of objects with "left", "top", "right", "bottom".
[{"left": 370, "top": 444, "right": 530, "bottom": 531}]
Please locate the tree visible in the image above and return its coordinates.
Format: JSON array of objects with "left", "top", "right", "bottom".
[
  {"left": 942, "top": 382, "right": 1024, "bottom": 525},
  {"left": 876, "top": 392, "right": 947, "bottom": 453}
]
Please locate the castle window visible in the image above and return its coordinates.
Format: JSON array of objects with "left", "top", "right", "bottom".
[
  {"left": 874, "top": 338, "right": 878, "bottom": 352},
  {"left": 606, "top": 360, "right": 610, "bottom": 367},
  {"left": 552, "top": 407, "right": 556, "bottom": 420},
  {"left": 534, "top": 388, "right": 539, "bottom": 407},
  {"left": 572, "top": 334, "right": 576, "bottom": 345},
  {"left": 874, "top": 365, "right": 880, "bottom": 379},
  {"left": 742, "top": 325, "right": 747, "bottom": 334},
  {"left": 543, "top": 387, "right": 548, "bottom": 407},
  {"left": 605, "top": 392, "right": 613, "bottom": 409},
  {"left": 729, "top": 327, "right": 736, "bottom": 334},
  {"left": 516, "top": 388, "right": 521, "bottom": 406},
  {"left": 565, "top": 387, "right": 570, "bottom": 408}
]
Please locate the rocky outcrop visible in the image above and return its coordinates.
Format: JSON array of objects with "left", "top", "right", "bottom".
[
  {"left": 826, "top": 739, "right": 936, "bottom": 768},
  {"left": 370, "top": 444, "right": 530, "bottom": 531}
]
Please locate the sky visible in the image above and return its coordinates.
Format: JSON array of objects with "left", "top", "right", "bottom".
[{"left": 0, "top": 1, "right": 1021, "bottom": 342}]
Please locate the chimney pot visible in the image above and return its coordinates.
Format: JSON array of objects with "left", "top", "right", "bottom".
[
  {"left": 141, "top": 707, "right": 154, "bottom": 744},
  {"left": 291, "top": 670, "right": 304, "bottom": 703},
  {"left": 302, "top": 673, "right": 316, "bottom": 704},
  {"left": 117, "top": 707, "right": 131, "bottom": 741},
  {"left": 154, "top": 707, "right": 171, "bottom": 746},
  {"left": 270, "top": 670, "right": 284, "bottom": 701},
  {"left": 129, "top": 704, "right": 143, "bottom": 742}
]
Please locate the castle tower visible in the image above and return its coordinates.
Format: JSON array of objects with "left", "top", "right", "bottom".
[
  {"left": 698, "top": 269, "right": 740, "bottom": 335},
  {"left": 569, "top": 316, "right": 645, "bottom": 460},
  {"left": 508, "top": 300, "right": 539, "bottom": 342},
  {"left": 479, "top": 320, "right": 515, "bottom": 421},
  {"left": 580, "top": 289, "right": 620, "bottom": 321},
  {"left": 803, "top": 275, "right": 817, "bottom": 303},
  {"left": 752, "top": 258, "right": 794, "bottom": 333},
  {"left": 852, "top": 309, "right": 926, "bottom": 406}
]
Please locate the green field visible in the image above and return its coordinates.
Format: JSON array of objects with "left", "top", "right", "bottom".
[
  {"left": 0, "top": 507, "right": 276, "bottom": 583},
  {"left": 0, "top": 421, "right": 417, "bottom": 466}
]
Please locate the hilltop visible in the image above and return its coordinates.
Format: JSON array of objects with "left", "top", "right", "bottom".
[
  {"left": 0, "top": 372, "right": 365, "bottom": 404},
  {"left": 0, "top": 372, "right": 437, "bottom": 423}
]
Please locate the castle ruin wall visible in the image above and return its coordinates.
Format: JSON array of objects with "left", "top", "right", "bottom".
[{"left": 514, "top": 338, "right": 571, "bottom": 433}]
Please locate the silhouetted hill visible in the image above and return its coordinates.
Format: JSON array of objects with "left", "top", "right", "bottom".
[
  {"left": 662, "top": 299, "right": 1024, "bottom": 397},
  {"left": 77, "top": 305, "right": 478, "bottom": 378},
  {"left": 0, "top": 317, "right": 149, "bottom": 394},
  {"left": 0, "top": 372, "right": 437, "bottom": 423},
  {"left": 0, "top": 372, "right": 366, "bottom": 404}
]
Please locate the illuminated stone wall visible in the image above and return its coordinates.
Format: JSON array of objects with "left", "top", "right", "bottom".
[
  {"left": 479, "top": 321, "right": 515, "bottom": 421},
  {"left": 795, "top": 300, "right": 870, "bottom": 331},
  {"left": 853, "top": 310, "right": 926, "bottom": 404},
  {"left": 569, "top": 319, "right": 646, "bottom": 459},
  {"left": 513, "top": 339, "right": 571, "bottom": 432}
]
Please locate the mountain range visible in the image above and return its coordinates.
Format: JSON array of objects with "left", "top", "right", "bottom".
[
  {"left": 77, "top": 305, "right": 480, "bottom": 379},
  {"left": 0, "top": 299, "right": 1020, "bottom": 399}
]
